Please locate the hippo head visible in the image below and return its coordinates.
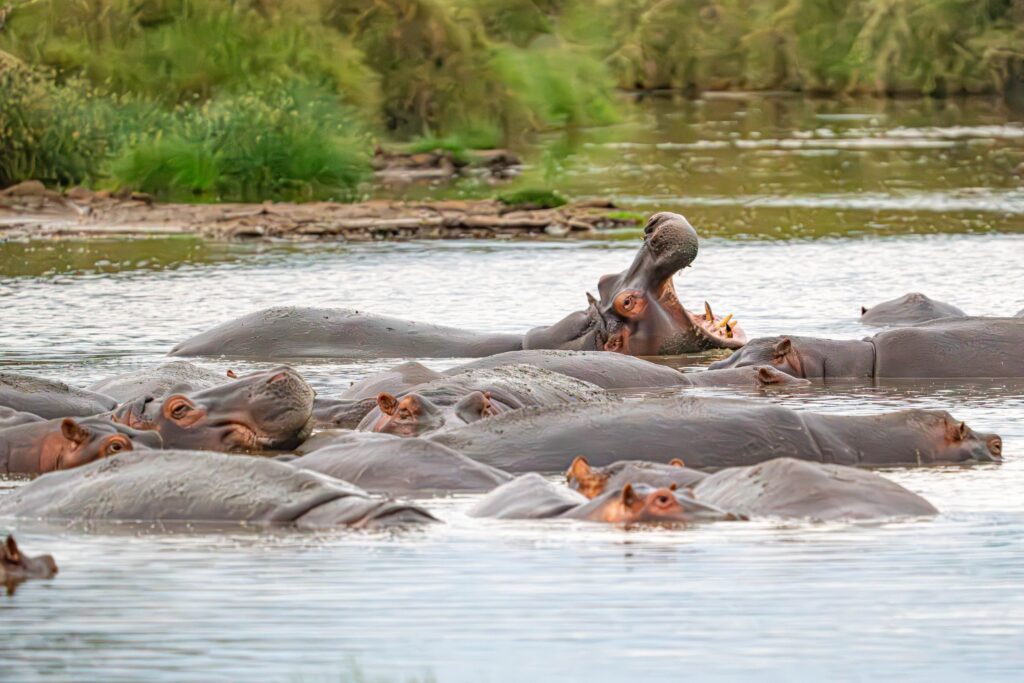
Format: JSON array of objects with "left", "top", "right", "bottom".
[
  {"left": 708, "top": 336, "right": 833, "bottom": 378},
  {"left": 523, "top": 212, "right": 746, "bottom": 355},
  {"left": 918, "top": 412, "right": 1002, "bottom": 463},
  {"left": 567, "top": 455, "right": 687, "bottom": 499},
  {"left": 40, "top": 417, "right": 162, "bottom": 472},
  {"left": 2, "top": 535, "right": 58, "bottom": 594},
  {"left": 371, "top": 390, "right": 505, "bottom": 437},
  {"left": 114, "top": 366, "right": 314, "bottom": 452},
  {"left": 579, "top": 483, "right": 731, "bottom": 525}
]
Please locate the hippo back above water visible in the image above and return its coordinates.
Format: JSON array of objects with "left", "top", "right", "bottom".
[
  {"left": 1, "top": 373, "right": 116, "bottom": 419},
  {"left": 88, "top": 361, "right": 229, "bottom": 404},
  {"left": 859, "top": 292, "right": 966, "bottom": 326}
]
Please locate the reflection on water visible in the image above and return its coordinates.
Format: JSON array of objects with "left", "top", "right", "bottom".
[{"left": 3, "top": 95, "right": 1024, "bottom": 681}]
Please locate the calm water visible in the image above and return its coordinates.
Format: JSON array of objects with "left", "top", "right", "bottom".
[{"left": 2, "top": 96, "right": 1024, "bottom": 681}]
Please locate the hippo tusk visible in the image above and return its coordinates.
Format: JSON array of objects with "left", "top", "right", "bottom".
[
  {"left": 716, "top": 313, "right": 734, "bottom": 329},
  {"left": 704, "top": 301, "right": 714, "bottom": 322}
]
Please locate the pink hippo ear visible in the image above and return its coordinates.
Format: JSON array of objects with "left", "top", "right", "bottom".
[
  {"left": 756, "top": 366, "right": 784, "bottom": 386},
  {"left": 376, "top": 392, "right": 399, "bottom": 416},
  {"left": 3, "top": 535, "right": 21, "bottom": 563},
  {"left": 60, "top": 418, "right": 89, "bottom": 445},
  {"left": 669, "top": 458, "right": 685, "bottom": 468},
  {"left": 620, "top": 484, "right": 639, "bottom": 507},
  {"left": 773, "top": 338, "right": 793, "bottom": 359},
  {"left": 567, "top": 456, "right": 592, "bottom": 482}
]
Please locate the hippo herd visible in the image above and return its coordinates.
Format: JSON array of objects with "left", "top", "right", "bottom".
[{"left": 1, "top": 212, "right": 1019, "bottom": 591}]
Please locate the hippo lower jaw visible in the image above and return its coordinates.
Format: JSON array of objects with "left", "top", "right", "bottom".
[{"left": 671, "top": 303, "right": 748, "bottom": 352}]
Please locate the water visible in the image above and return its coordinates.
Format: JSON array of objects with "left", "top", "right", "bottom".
[{"left": 3, "top": 95, "right": 1024, "bottom": 681}]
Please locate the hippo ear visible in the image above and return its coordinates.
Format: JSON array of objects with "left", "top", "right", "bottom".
[
  {"left": 958, "top": 421, "right": 969, "bottom": 441},
  {"left": 586, "top": 292, "right": 598, "bottom": 308},
  {"left": 226, "top": 369, "right": 238, "bottom": 379},
  {"left": 669, "top": 458, "right": 685, "bottom": 468},
  {"left": 861, "top": 306, "right": 868, "bottom": 316},
  {"left": 772, "top": 338, "right": 793, "bottom": 359},
  {"left": 755, "top": 366, "right": 783, "bottom": 386},
  {"left": 377, "top": 392, "right": 399, "bottom": 416},
  {"left": 669, "top": 483, "right": 678, "bottom": 491},
  {"left": 60, "top": 418, "right": 89, "bottom": 445},
  {"left": 621, "top": 484, "right": 639, "bottom": 507},
  {"left": 3, "top": 536, "right": 20, "bottom": 563},
  {"left": 568, "top": 456, "right": 592, "bottom": 482}
]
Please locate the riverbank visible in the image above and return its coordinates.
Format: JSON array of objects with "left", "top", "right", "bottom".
[{"left": 0, "top": 182, "right": 637, "bottom": 242}]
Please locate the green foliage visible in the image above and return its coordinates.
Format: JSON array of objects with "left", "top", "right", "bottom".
[{"left": 498, "top": 187, "right": 568, "bottom": 208}]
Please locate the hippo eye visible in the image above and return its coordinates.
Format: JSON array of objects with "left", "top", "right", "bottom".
[
  {"left": 171, "top": 404, "right": 190, "bottom": 419},
  {"left": 398, "top": 408, "right": 413, "bottom": 420},
  {"left": 102, "top": 437, "right": 130, "bottom": 457}
]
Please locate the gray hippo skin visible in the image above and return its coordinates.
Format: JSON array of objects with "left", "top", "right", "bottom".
[
  {"left": 432, "top": 396, "right": 1001, "bottom": 472},
  {"left": 468, "top": 474, "right": 588, "bottom": 519},
  {"left": 88, "top": 361, "right": 229, "bottom": 403},
  {"left": 1017, "top": 308, "right": 1024, "bottom": 317},
  {"left": 2, "top": 535, "right": 58, "bottom": 595},
  {"left": 0, "top": 407, "right": 44, "bottom": 429},
  {"left": 1, "top": 373, "right": 116, "bottom": 419},
  {"left": 0, "top": 450, "right": 436, "bottom": 529},
  {"left": 710, "top": 318, "right": 1024, "bottom": 379},
  {"left": 291, "top": 432, "right": 511, "bottom": 495},
  {"left": 566, "top": 457, "right": 707, "bottom": 498},
  {"left": 169, "top": 307, "right": 524, "bottom": 360},
  {"left": 112, "top": 366, "right": 315, "bottom": 452},
  {"left": 446, "top": 350, "right": 807, "bottom": 389},
  {"left": 1, "top": 416, "right": 162, "bottom": 475},
  {"left": 692, "top": 457, "right": 937, "bottom": 521},
  {"left": 860, "top": 292, "right": 966, "bottom": 326}
]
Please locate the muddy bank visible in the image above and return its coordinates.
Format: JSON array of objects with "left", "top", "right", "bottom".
[{"left": 0, "top": 182, "right": 637, "bottom": 242}]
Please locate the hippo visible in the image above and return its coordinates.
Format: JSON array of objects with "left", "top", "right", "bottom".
[
  {"left": 431, "top": 396, "right": 1001, "bottom": 472},
  {"left": 566, "top": 457, "right": 706, "bottom": 498},
  {"left": 355, "top": 365, "right": 606, "bottom": 437},
  {"left": 470, "top": 474, "right": 732, "bottom": 525},
  {"left": 524, "top": 213, "right": 745, "bottom": 354},
  {"left": 859, "top": 292, "right": 966, "bottom": 326},
  {"left": 340, "top": 361, "right": 445, "bottom": 399},
  {"left": 446, "top": 350, "right": 808, "bottom": 389},
  {"left": 708, "top": 317, "right": 1024, "bottom": 379},
  {"left": 2, "top": 536, "right": 58, "bottom": 595},
  {"left": 169, "top": 213, "right": 742, "bottom": 360},
  {"left": 87, "top": 361, "right": 229, "bottom": 403},
  {"left": 291, "top": 432, "right": 511, "bottom": 495},
  {"left": 1, "top": 416, "right": 163, "bottom": 475},
  {"left": 0, "top": 450, "right": 437, "bottom": 529},
  {"left": 0, "top": 373, "right": 116, "bottom": 419},
  {"left": 1017, "top": 308, "right": 1024, "bottom": 317},
  {"left": 112, "top": 366, "right": 314, "bottom": 452},
  {"left": 692, "top": 458, "right": 937, "bottom": 521},
  {"left": 0, "top": 406, "right": 44, "bottom": 429}
]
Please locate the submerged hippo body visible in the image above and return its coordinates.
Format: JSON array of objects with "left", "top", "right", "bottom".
[
  {"left": 169, "top": 307, "right": 524, "bottom": 360},
  {"left": 312, "top": 362, "right": 446, "bottom": 429},
  {"left": 291, "top": 432, "right": 511, "bottom": 495},
  {"left": 524, "top": 213, "right": 745, "bottom": 354},
  {"left": 860, "top": 292, "right": 966, "bottom": 326},
  {"left": 0, "top": 407, "right": 44, "bottom": 429},
  {"left": 88, "top": 361, "right": 228, "bottom": 403},
  {"left": 692, "top": 457, "right": 937, "bottom": 520},
  {"left": 0, "top": 450, "right": 436, "bottom": 529},
  {"left": 1, "top": 416, "right": 162, "bottom": 475},
  {"left": 432, "top": 397, "right": 1001, "bottom": 472},
  {"left": 0, "top": 373, "right": 116, "bottom": 419},
  {"left": 357, "top": 365, "right": 607, "bottom": 437},
  {"left": 710, "top": 317, "right": 1024, "bottom": 379},
  {"left": 1, "top": 536, "right": 58, "bottom": 594},
  {"left": 113, "top": 366, "right": 315, "bottom": 452},
  {"left": 566, "top": 457, "right": 707, "bottom": 498}
]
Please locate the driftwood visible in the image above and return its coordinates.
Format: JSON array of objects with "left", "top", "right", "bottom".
[{"left": 0, "top": 182, "right": 638, "bottom": 242}]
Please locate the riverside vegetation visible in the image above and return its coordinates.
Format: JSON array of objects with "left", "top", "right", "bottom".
[{"left": 1, "top": 0, "right": 1023, "bottom": 201}]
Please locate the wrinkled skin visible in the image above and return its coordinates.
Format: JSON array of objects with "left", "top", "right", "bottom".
[
  {"left": 693, "top": 457, "right": 938, "bottom": 521},
  {"left": 88, "top": 361, "right": 229, "bottom": 403},
  {"left": 0, "top": 450, "right": 437, "bottom": 529},
  {"left": 566, "top": 457, "right": 707, "bottom": 498},
  {"left": 1, "top": 372, "right": 116, "bottom": 419},
  {"left": 432, "top": 396, "right": 1001, "bottom": 472},
  {"left": 1, "top": 416, "right": 162, "bottom": 475},
  {"left": 709, "top": 318, "right": 1024, "bottom": 379},
  {"left": 524, "top": 213, "right": 745, "bottom": 354},
  {"left": 113, "top": 366, "right": 314, "bottom": 452},
  {"left": 291, "top": 432, "right": 511, "bottom": 496},
  {"left": 0, "top": 406, "right": 44, "bottom": 429},
  {"left": 859, "top": 292, "right": 966, "bottom": 326},
  {"left": 2, "top": 535, "right": 58, "bottom": 595},
  {"left": 564, "top": 483, "right": 734, "bottom": 525},
  {"left": 357, "top": 365, "right": 605, "bottom": 437},
  {"left": 312, "top": 362, "right": 447, "bottom": 429},
  {"left": 169, "top": 307, "right": 524, "bottom": 360}
]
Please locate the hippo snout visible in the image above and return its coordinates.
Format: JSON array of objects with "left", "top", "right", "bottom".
[{"left": 984, "top": 434, "right": 1003, "bottom": 461}]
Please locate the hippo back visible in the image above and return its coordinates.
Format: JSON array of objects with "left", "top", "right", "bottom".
[
  {"left": 0, "top": 373, "right": 116, "bottom": 419},
  {"left": 446, "top": 350, "right": 690, "bottom": 389},
  {"left": 872, "top": 317, "right": 1024, "bottom": 377},
  {"left": 469, "top": 473, "right": 587, "bottom": 519},
  {"left": 87, "top": 361, "right": 228, "bottom": 403}
]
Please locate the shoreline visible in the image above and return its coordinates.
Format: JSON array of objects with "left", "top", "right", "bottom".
[{"left": 0, "top": 182, "right": 639, "bottom": 243}]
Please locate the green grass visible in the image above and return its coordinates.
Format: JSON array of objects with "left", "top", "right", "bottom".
[{"left": 497, "top": 188, "right": 568, "bottom": 209}]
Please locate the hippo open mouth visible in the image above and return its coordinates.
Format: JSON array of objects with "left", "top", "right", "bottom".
[{"left": 523, "top": 212, "right": 745, "bottom": 355}]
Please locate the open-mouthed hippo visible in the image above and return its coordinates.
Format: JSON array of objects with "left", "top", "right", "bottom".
[
  {"left": 859, "top": 292, "right": 966, "bottom": 326},
  {"left": 0, "top": 406, "right": 44, "bottom": 429},
  {"left": 446, "top": 350, "right": 807, "bottom": 389},
  {"left": 112, "top": 366, "right": 314, "bottom": 452},
  {"left": 2, "top": 535, "right": 58, "bottom": 595},
  {"left": 709, "top": 317, "right": 1024, "bottom": 379},
  {"left": 0, "top": 450, "right": 437, "bottom": 529},
  {"left": 1, "top": 373, "right": 116, "bottom": 419},
  {"left": 1, "top": 416, "right": 162, "bottom": 475},
  {"left": 566, "top": 456, "right": 936, "bottom": 521},
  {"left": 87, "top": 361, "right": 229, "bottom": 404},
  {"left": 470, "top": 474, "right": 732, "bottom": 525},
  {"left": 524, "top": 213, "right": 745, "bottom": 354},
  {"left": 354, "top": 365, "right": 606, "bottom": 437},
  {"left": 290, "top": 432, "right": 511, "bottom": 495},
  {"left": 431, "top": 396, "right": 1001, "bottom": 472}
]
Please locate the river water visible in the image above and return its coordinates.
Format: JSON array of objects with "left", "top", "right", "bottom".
[{"left": 2, "top": 95, "right": 1024, "bottom": 681}]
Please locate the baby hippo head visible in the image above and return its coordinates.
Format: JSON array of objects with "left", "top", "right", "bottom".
[
  {"left": 114, "top": 366, "right": 315, "bottom": 452},
  {"left": 577, "top": 483, "right": 733, "bottom": 526},
  {"left": 2, "top": 535, "right": 58, "bottom": 593},
  {"left": 40, "top": 417, "right": 162, "bottom": 472},
  {"left": 372, "top": 390, "right": 505, "bottom": 437},
  {"left": 566, "top": 456, "right": 688, "bottom": 499}
]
